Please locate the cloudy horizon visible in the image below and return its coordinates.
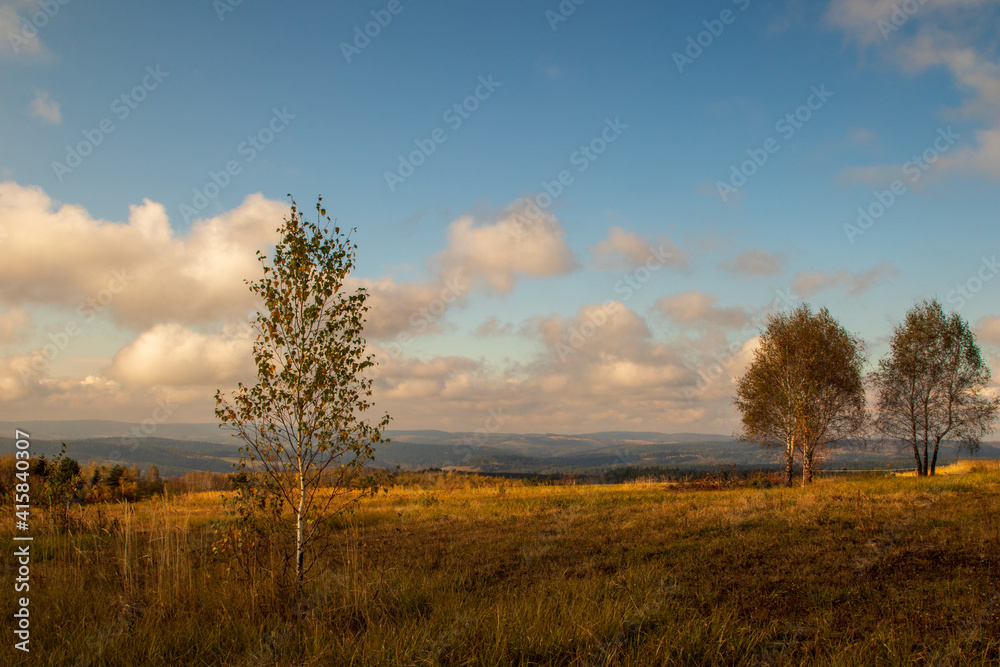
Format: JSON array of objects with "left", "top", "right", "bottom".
[{"left": 1, "top": 0, "right": 998, "bottom": 435}]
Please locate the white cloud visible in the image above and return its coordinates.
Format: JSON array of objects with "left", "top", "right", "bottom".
[
  {"left": 0, "top": 187, "right": 763, "bottom": 433},
  {"left": 0, "top": 306, "right": 32, "bottom": 344},
  {"left": 475, "top": 316, "right": 514, "bottom": 337},
  {"left": 29, "top": 90, "right": 60, "bottom": 124},
  {"left": 353, "top": 276, "right": 466, "bottom": 340},
  {"left": 0, "top": 2, "right": 47, "bottom": 58},
  {"left": 719, "top": 249, "right": 783, "bottom": 277},
  {"left": 105, "top": 322, "right": 254, "bottom": 387},
  {"left": 828, "top": 0, "right": 1000, "bottom": 180},
  {"left": 0, "top": 182, "right": 286, "bottom": 328},
  {"left": 976, "top": 315, "right": 1000, "bottom": 347},
  {"left": 0, "top": 351, "right": 42, "bottom": 401},
  {"left": 433, "top": 199, "right": 576, "bottom": 295},
  {"left": 366, "top": 301, "right": 710, "bottom": 432},
  {"left": 826, "top": 0, "right": 988, "bottom": 46},
  {"left": 655, "top": 291, "right": 749, "bottom": 329},
  {"left": 792, "top": 262, "right": 898, "bottom": 296},
  {"left": 589, "top": 226, "right": 688, "bottom": 271}
]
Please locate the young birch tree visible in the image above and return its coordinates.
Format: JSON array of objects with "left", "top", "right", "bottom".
[
  {"left": 216, "top": 197, "right": 390, "bottom": 594},
  {"left": 869, "top": 299, "right": 998, "bottom": 475},
  {"left": 734, "top": 305, "right": 867, "bottom": 486}
]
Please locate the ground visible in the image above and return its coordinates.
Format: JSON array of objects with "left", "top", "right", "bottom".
[{"left": 5, "top": 466, "right": 1000, "bottom": 665}]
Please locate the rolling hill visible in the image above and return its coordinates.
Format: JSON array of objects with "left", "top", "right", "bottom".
[{"left": 1, "top": 421, "right": 996, "bottom": 476}]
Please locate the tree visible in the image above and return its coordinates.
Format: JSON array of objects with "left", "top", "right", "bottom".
[
  {"left": 144, "top": 464, "right": 163, "bottom": 496},
  {"left": 216, "top": 196, "right": 390, "bottom": 595},
  {"left": 869, "top": 299, "right": 999, "bottom": 476},
  {"left": 733, "top": 304, "right": 867, "bottom": 486},
  {"left": 38, "top": 445, "right": 82, "bottom": 530}
]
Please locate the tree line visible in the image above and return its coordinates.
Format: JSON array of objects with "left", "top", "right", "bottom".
[{"left": 734, "top": 299, "right": 999, "bottom": 486}]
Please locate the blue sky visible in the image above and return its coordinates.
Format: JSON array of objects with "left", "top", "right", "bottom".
[{"left": 1, "top": 0, "right": 998, "bottom": 433}]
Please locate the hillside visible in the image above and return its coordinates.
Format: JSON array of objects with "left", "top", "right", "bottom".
[{"left": 2, "top": 422, "right": 997, "bottom": 476}]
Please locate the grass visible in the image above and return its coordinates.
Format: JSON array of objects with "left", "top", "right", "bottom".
[{"left": 5, "top": 470, "right": 1000, "bottom": 665}]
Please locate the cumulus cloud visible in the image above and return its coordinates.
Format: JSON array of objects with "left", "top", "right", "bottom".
[
  {"left": 655, "top": 291, "right": 749, "bottom": 329},
  {"left": 353, "top": 276, "right": 467, "bottom": 340},
  {"left": 719, "top": 249, "right": 783, "bottom": 277},
  {"left": 367, "top": 301, "right": 707, "bottom": 432},
  {"left": 433, "top": 199, "right": 576, "bottom": 295},
  {"left": 0, "top": 182, "right": 286, "bottom": 328},
  {"left": 0, "top": 351, "right": 43, "bottom": 401},
  {"left": 793, "top": 262, "right": 898, "bottom": 296},
  {"left": 475, "top": 316, "right": 514, "bottom": 337},
  {"left": 0, "top": 306, "right": 32, "bottom": 344},
  {"left": 0, "top": 350, "right": 213, "bottom": 421},
  {"left": 828, "top": 0, "right": 1000, "bottom": 180},
  {"left": 976, "top": 315, "right": 1000, "bottom": 347},
  {"left": 0, "top": 2, "right": 48, "bottom": 58},
  {"left": 826, "top": 0, "right": 988, "bottom": 46},
  {"left": 0, "top": 186, "right": 763, "bottom": 433},
  {"left": 105, "top": 322, "right": 254, "bottom": 387},
  {"left": 29, "top": 90, "right": 60, "bottom": 124},
  {"left": 589, "top": 226, "right": 688, "bottom": 271}
]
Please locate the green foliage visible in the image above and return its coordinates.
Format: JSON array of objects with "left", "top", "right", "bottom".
[
  {"left": 215, "top": 195, "right": 391, "bottom": 593},
  {"left": 870, "top": 298, "right": 1000, "bottom": 475},
  {"left": 734, "top": 304, "right": 867, "bottom": 486}
]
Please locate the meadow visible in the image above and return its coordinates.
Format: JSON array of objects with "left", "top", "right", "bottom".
[{"left": 5, "top": 466, "right": 1000, "bottom": 666}]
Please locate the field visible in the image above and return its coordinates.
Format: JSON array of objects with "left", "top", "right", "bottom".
[{"left": 6, "top": 468, "right": 1000, "bottom": 666}]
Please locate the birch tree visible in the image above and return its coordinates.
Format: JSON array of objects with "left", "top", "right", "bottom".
[
  {"left": 216, "top": 196, "right": 390, "bottom": 594},
  {"left": 734, "top": 305, "right": 867, "bottom": 485},
  {"left": 869, "top": 299, "right": 998, "bottom": 475}
]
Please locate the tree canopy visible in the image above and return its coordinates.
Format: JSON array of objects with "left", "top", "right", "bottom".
[
  {"left": 216, "top": 196, "right": 390, "bottom": 593},
  {"left": 733, "top": 304, "right": 867, "bottom": 485},
  {"left": 869, "top": 299, "right": 998, "bottom": 475}
]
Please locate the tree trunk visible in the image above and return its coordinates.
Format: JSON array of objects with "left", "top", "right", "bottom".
[
  {"left": 296, "top": 471, "right": 305, "bottom": 596},
  {"left": 930, "top": 438, "right": 941, "bottom": 476},
  {"left": 784, "top": 435, "right": 795, "bottom": 487},
  {"left": 802, "top": 450, "right": 814, "bottom": 485},
  {"left": 911, "top": 440, "right": 924, "bottom": 476}
]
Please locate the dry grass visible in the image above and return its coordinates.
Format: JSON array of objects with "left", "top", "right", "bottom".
[
  {"left": 5, "top": 471, "right": 1000, "bottom": 665},
  {"left": 896, "top": 458, "right": 1000, "bottom": 477}
]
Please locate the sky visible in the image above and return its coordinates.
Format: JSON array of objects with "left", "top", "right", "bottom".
[{"left": 0, "top": 0, "right": 998, "bottom": 435}]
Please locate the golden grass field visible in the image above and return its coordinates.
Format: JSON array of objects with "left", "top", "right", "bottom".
[{"left": 5, "top": 467, "right": 1000, "bottom": 666}]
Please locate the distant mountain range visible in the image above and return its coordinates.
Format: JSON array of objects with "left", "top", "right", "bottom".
[{"left": 0, "top": 420, "right": 996, "bottom": 477}]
